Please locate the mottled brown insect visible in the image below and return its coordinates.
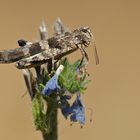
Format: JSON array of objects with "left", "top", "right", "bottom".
[{"left": 0, "top": 18, "right": 99, "bottom": 69}]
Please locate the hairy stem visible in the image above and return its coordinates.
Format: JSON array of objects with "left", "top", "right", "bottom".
[{"left": 42, "top": 96, "right": 58, "bottom": 140}]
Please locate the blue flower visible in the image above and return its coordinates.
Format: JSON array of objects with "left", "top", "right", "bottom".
[
  {"left": 70, "top": 94, "right": 85, "bottom": 125},
  {"left": 61, "top": 94, "right": 85, "bottom": 125},
  {"left": 60, "top": 95, "right": 72, "bottom": 118},
  {"left": 42, "top": 74, "right": 60, "bottom": 96},
  {"left": 42, "top": 65, "right": 64, "bottom": 96}
]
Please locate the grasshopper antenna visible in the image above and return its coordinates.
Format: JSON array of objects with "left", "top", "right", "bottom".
[
  {"left": 94, "top": 44, "right": 99, "bottom": 65},
  {"left": 92, "top": 35, "right": 99, "bottom": 65}
]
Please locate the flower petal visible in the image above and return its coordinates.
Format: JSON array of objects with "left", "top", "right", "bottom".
[
  {"left": 42, "top": 65, "right": 64, "bottom": 96},
  {"left": 60, "top": 95, "right": 72, "bottom": 118},
  {"left": 42, "top": 74, "right": 60, "bottom": 96},
  {"left": 70, "top": 94, "right": 85, "bottom": 125}
]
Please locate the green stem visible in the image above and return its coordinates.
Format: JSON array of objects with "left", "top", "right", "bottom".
[{"left": 42, "top": 96, "right": 58, "bottom": 140}]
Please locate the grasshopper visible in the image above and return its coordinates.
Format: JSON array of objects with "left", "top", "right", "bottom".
[{"left": 0, "top": 18, "right": 99, "bottom": 68}]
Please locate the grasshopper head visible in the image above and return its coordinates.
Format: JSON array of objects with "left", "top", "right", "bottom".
[{"left": 73, "top": 26, "right": 92, "bottom": 47}]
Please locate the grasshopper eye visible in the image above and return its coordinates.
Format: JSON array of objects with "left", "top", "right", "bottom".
[
  {"left": 80, "top": 27, "right": 92, "bottom": 38},
  {"left": 81, "top": 28, "right": 88, "bottom": 33}
]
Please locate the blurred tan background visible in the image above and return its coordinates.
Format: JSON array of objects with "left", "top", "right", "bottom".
[{"left": 0, "top": 0, "right": 140, "bottom": 140}]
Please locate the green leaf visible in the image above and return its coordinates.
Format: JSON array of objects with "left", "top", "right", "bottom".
[{"left": 58, "top": 58, "right": 90, "bottom": 94}]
